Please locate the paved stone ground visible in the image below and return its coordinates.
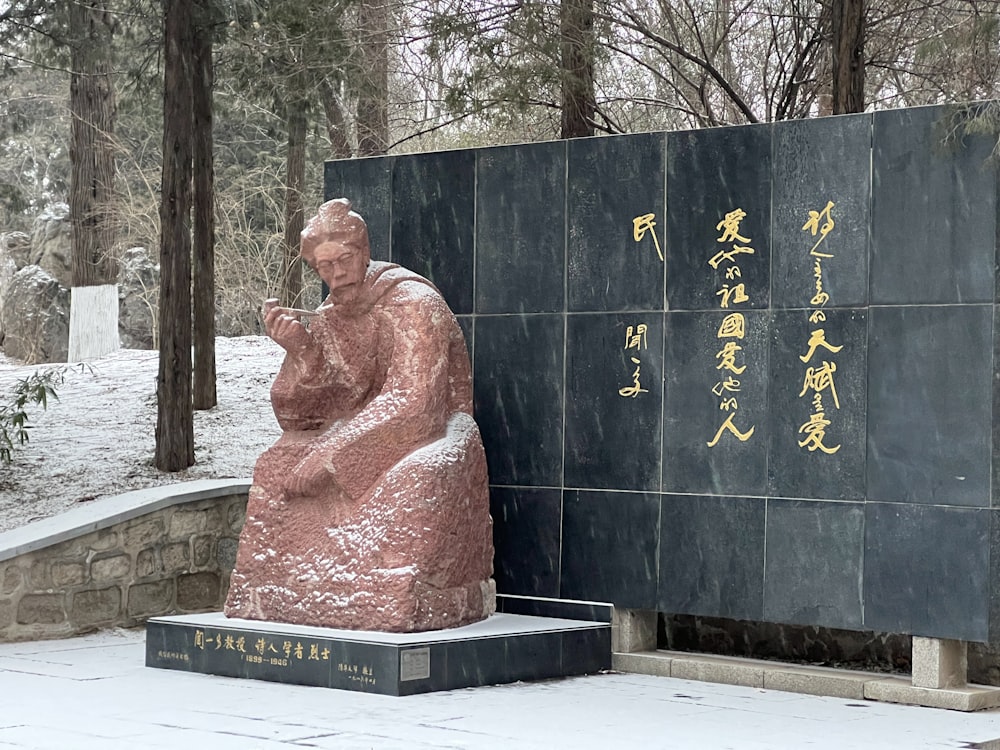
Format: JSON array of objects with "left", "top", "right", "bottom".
[{"left": 1, "top": 628, "right": 1000, "bottom": 749}]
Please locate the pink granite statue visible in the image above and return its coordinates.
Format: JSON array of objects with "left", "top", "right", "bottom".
[{"left": 224, "top": 198, "right": 495, "bottom": 632}]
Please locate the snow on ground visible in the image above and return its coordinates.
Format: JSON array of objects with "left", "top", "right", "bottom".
[{"left": 0, "top": 336, "right": 284, "bottom": 532}]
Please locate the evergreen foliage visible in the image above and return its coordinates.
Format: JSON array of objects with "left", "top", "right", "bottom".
[{"left": 0, "top": 367, "right": 65, "bottom": 465}]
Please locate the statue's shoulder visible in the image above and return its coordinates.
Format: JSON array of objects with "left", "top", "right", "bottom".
[{"left": 369, "top": 262, "right": 446, "bottom": 309}]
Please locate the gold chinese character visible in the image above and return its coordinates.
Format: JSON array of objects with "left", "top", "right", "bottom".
[
  {"left": 716, "top": 208, "right": 750, "bottom": 244},
  {"left": 708, "top": 245, "right": 755, "bottom": 270},
  {"left": 194, "top": 630, "right": 205, "bottom": 649},
  {"left": 725, "top": 266, "right": 742, "bottom": 280},
  {"left": 294, "top": 642, "right": 304, "bottom": 660},
  {"left": 618, "top": 357, "right": 649, "bottom": 398},
  {"left": 224, "top": 635, "right": 235, "bottom": 651},
  {"left": 717, "top": 313, "right": 745, "bottom": 340},
  {"left": 707, "top": 412, "right": 755, "bottom": 447},
  {"left": 719, "top": 397, "right": 738, "bottom": 411},
  {"left": 235, "top": 637, "right": 246, "bottom": 653},
  {"left": 799, "top": 329, "right": 843, "bottom": 363},
  {"left": 803, "top": 200, "right": 835, "bottom": 255},
  {"left": 716, "top": 283, "right": 749, "bottom": 308},
  {"left": 715, "top": 341, "right": 747, "bottom": 374},
  {"left": 632, "top": 214, "right": 664, "bottom": 262},
  {"left": 255, "top": 638, "right": 266, "bottom": 655},
  {"left": 808, "top": 310, "right": 826, "bottom": 324},
  {"left": 309, "top": 644, "right": 320, "bottom": 661},
  {"left": 625, "top": 324, "right": 648, "bottom": 351},
  {"left": 712, "top": 376, "right": 741, "bottom": 396},
  {"left": 799, "top": 361, "right": 840, "bottom": 409},
  {"left": 798, "top": 412, "right": 841, "bottom": 454}
]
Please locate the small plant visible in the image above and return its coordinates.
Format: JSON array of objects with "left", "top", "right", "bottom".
[{"left": 0, "top": 367, "right": 67, "bottom": 465}]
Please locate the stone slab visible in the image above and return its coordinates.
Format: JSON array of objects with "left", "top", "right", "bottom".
[
  {"left": 762, "top": 663, "right": 870, "bottom": 700},
  {"left": 667, "top": 652, "right": 765, "bottom": 688},
  {"left": 146, "top": 610, "right": 610, "bottom": 696},
  {"left": 865, "top": 676, "right": 1000, "bottom": 712},
  {"left": 612, "top": 650, "right": 672, "bottom": 677},
  {"left": 616, "top": 649, "right": 1000, "bottom": 711}
]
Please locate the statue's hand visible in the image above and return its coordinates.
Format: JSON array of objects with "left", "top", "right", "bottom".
[
  {"left": 288, "top": 452, "right": 336, "bottom": 499},
  {"left": 263, "top": 301, "right": 313, "bottom": 354}
]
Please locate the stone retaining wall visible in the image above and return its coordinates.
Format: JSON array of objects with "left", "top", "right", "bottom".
[{"left": 0, "top": 482, "right": 248, "bottom": 642}]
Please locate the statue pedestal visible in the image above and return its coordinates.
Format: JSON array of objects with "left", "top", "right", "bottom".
[{"left": 145, "top": 597, "right": 610, "bottom": 696}]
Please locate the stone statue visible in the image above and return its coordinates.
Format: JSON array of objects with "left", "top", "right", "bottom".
[{"left": 224, "top": 198, "right": 495, "bottom": 632}]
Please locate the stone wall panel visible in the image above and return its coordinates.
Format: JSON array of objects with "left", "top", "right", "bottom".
[
  {"left": 51, "top": 562, "right": 86, "bottom": 588},
  {"left": 1, "top": 565, "right": 23, "bottom": 596},
  {"left": 136, "top": 548, "right": 159, "bottom": 578},
  {"left": 177, "top": 572, "right": 220, "bottom": 610},
  {"left": 127, "top": 580, "right": 174, "bottom": 618},
  {"left": 17, "top": 593, "right": 65, "bottom": 625},
  {"left": 123, "top": 518, "right": 165, "bottom": 550},
  {"left": 91, "top": 554, "right": 131, "bottom": 583},
  {"left": 193, "top": 536, "right": 213, "bottom": 567},
  {"left": 72, "top": 587, "right": 122, "bottom": 626},
  {"left": 162, "top": 542, "right": 190, "bottom": 572}
]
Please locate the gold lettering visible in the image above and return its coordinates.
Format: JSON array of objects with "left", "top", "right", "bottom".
[
  {"left": 707, "top": 412, "right": 755, "bottom": 447},
  {"left": 799, "top": 361, "right": 840, "bottom": 409},
  {"left": 715, "top": 208, "right": 750, "bottom": 244},
  {"left": 625, "top": 324, "right": 648, "bottom": 350},
  {"left": 716, "top": 283, "right": 749, "bottom": 308},
  {"left": 717, "top": 313, "right": 746, "bottom": 340},
  {"left": 799, "top": 329, "right": 843, "bottom": 363},
  {"left": 618, "top": 357, "right": 649, "bottom": 398},
  {"left": 708, "top": 245, "right": 755, "bottom": 270},
  {"left": 632, "top": 214, "right": 664, "bottom": 262},
  {"left": 797, "top": 412, "right": 841, "bottom": 454},
  {"left": 803, "top": 200, "right": 835, "bottom": 255},
  {"left": 715, "top": 341, "right": 747, "bottom": 374},
  {"left": 712, "top": 377, "right": 741, "bottom": 396}
]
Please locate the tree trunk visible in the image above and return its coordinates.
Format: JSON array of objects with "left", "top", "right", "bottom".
[
  {"left": 320, "top": 78, "right": 353, "bottom": 159},
  {"left": 560, "top": 0, "right": 596, "bottom": 138},
  {"left": 357, "top": 0, "right": 389, "bottom": 155},
  {"left": 192, "top": 0, "right": 217, "bottom": 411},
  {"left": 831, "top": 0, "right": 866, "bottom": 114},
  {"left": 282, "top": 95, "right": 307, "bottom": 307},
  {"left": 68, "top": 0, "right": 120, "bottom": 361},
  {"left": 156, "top": 0, "right": 195, "bottom": 471}
]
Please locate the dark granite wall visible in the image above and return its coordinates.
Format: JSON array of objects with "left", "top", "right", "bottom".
[{"left": 325, "top": 102, "right": 1000, "bottom": 643}]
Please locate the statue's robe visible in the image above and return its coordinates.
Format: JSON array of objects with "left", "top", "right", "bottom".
[{"left": 224, "top": 262, "right": 495, "bottom": 632}]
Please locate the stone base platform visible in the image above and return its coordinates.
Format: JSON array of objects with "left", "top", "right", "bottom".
[{"left": 146, "top": 603, "right": 610, "bottom": 696}]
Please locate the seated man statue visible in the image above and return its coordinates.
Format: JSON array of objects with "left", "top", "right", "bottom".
[{"left": 224, "top": 198, "right": 495, "bottom": 633}]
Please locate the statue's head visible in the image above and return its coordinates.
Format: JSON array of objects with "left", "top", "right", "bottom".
[{"left": 300, "top": 198, "right": 371, "bottom": 304}]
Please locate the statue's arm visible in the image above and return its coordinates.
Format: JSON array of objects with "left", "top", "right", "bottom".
[
  {"left": 310, "top": 285, "right": 452, "bottom": 499},
  {"left": 264, "top": 303, "right": 342, "bottom": 431}
]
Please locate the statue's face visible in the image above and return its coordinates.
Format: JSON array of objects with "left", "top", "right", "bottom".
[{"left": 312, "top": 240, "right": 368, "bottom": 303}]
